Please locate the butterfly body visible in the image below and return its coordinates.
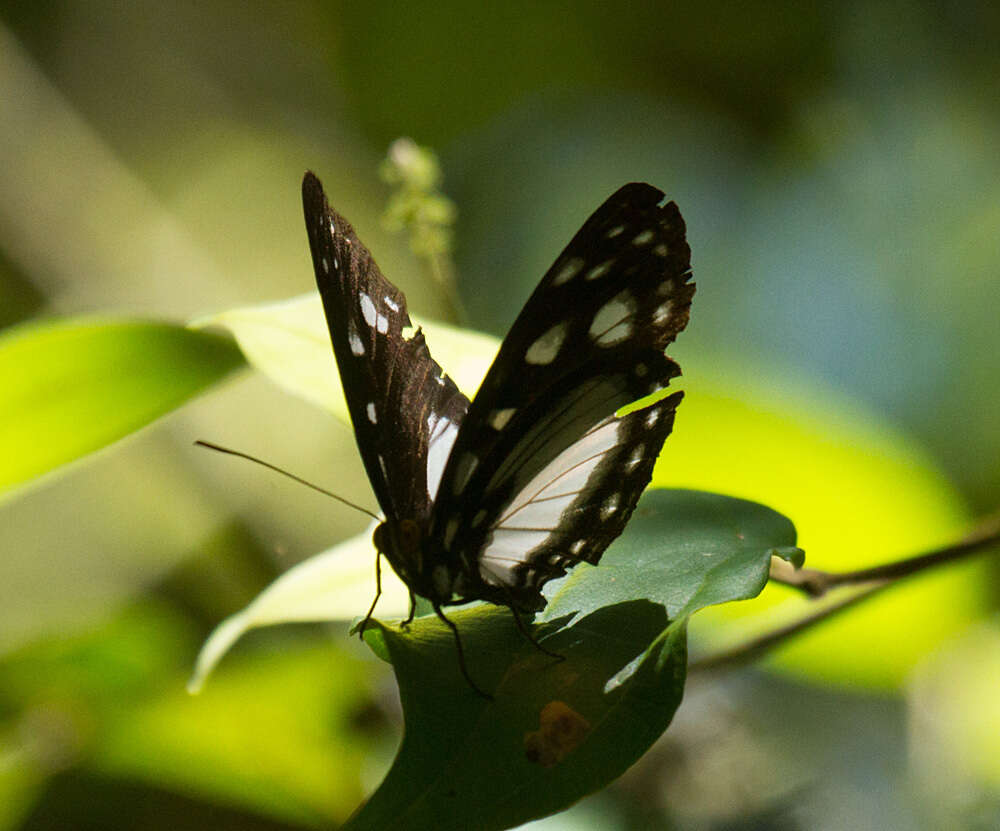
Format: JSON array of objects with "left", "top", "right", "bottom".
[
  {"left": 302, "top": 173, "right": 693, "bottom": 695},
  {"left": 369, "top": 516, "right": 504, "bottom": 610}
]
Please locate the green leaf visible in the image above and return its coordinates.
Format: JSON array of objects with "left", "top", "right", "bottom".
[
  {"left": 542, "top": 489, "right": 800, "bottom": 624},
  {"left": 0, "top": 318, "right": 244, "bottom": 499},
  {"left": 98, "top": 643, "right": 375, "bottom": 827},
  {"left": 344, "top": 489, "right": 799, "bottom": 831}
]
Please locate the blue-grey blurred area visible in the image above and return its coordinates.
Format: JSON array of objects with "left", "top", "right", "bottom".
[{"left": 1, "top": 2, "right": 999, "bottom": 829}]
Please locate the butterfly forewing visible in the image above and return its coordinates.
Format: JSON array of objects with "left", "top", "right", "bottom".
[
  {"left": 428, "top": 183, "right": 694, "bottom": 607},
  {"left": 302, "top": 173, "right": 470, "bottom": 522}
]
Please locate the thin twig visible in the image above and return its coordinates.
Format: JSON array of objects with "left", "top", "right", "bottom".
[
  {"left": 769, "top": 512, "right": 1000, "bottom": 598},
  {"left": 691, "top": 510, "right": 1000, "bottom": 674}
]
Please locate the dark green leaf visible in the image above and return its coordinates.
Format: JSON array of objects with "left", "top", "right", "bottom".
[
  {"left": 543, "top": 488, "right": 801, "bottom": 622},
  {"left": 345, "top": 489, "right": 800, "bottom": 831}
]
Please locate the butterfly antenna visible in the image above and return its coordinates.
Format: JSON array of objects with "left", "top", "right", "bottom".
[{"left": 194, "top": 440, "right": 381, "bottom": 522}]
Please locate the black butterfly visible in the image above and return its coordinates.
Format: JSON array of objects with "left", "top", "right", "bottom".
[{"left": 302, "top": 173, "right": 694, "bottom": 697}]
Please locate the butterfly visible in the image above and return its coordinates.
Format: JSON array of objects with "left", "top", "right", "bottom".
[{"left": 302, "top": 173, "right": 694, "bottom": 697}]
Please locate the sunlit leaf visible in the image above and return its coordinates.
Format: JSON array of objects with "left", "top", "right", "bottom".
[
  {"left": 188, "top": 524, "right": 409, "bottom": 693},
  {"left": 98, "top": 644, "right": 374, "bottom": 827},
  {"left": 0, "top": 318, "right": 243, "bottom": 499},
  {"left": 193, "top": 292, "right": 498, "bottom": 419}
]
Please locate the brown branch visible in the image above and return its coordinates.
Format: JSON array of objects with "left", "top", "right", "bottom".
[
  {"left": 768, "top": 512, "right": 1000, "bottom": 598},
  {"left": 690, "top": 510, "right": 1000, "bottom": 674}
]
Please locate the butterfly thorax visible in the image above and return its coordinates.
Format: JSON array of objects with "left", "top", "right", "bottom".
[{"left": 373, "top": 518, "right": 457, "bottom": 603}]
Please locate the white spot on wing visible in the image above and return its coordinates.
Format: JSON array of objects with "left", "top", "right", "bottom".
[
  {"left": 645, "top": 408, "right": 660, "bottom": 428},
  {"left": 490, "top": 408, "right": 517, "bottom": 430},
  {"left": 321, "top": 257, "right": 329, "bottom": 273},
  {"left": 585, "top": 259, "right": 614, "bottom": 281},
  {"left": 601, "top": 493, "right": 620, "bottom": 519},
  {"left": 526, "top": 321, "right": 569, "bottom": 365},
  {"left": 654, "top": 243, "right": 669, "bottom": 257},
  {"left": 385, "top": 296, "right": 400, "bottom": 312},
  {"left": 653, "top": 300, "right": 673, "bottom": 325},
  {"left": 589, "top": 289, "right": 637, "bottom": 346},
  {"left": 632, "top": 229, "right": 655, "bottom": 246},
  {"left": 606, "top": 224, "right": 625, "bottom": 238},
  {"left": 376, "top": 312, "right": 389, "bottom": 334},
  {"left": 348, "top": 319, "right": 365, "bottom": 356},
  {"left": 627, "top": 443, "right": 645, "bottom": 469},
  {"left": 426, "top": 416, "right": 459, "bottom": 500},
  {"left": 359, "top": 293, "right": 377, "bottom": 327},
  {"left": 552, "top": 257, "right": 584, "bottom": 286},
  {"left": 366, "top": 402, "right": 377, "bottom": 424}
]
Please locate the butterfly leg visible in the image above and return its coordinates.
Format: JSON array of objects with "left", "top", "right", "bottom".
[
  {"left": 433, "top": 603, "right": 493, "bottom": 700},
  {"left": 358, "top": 553, "right": 383, "bottom": 638},
  {"left": 401, "top": 591, "right": 417, "bottom": 627},
  {"left": 509, "top": 604, "right": 565, "bottom": 662}
]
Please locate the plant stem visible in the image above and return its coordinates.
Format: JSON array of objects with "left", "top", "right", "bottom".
[{"left": 423, "top": 251, "right": 467, "bottom": 325}]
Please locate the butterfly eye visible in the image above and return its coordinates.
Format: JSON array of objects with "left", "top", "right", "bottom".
[{"left": 372, "top": 522, "right": 388, "bottom": 554}]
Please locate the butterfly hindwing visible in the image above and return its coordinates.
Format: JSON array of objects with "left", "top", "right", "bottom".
[
  {"left": 471, "top": 393, "right": 683, "bottom": 604},
  {"left": 302, "top": 173, "right": 470, "bottom": 523},
  {"left": 428, "top": 183, "right": 694, "bottom": 608}
]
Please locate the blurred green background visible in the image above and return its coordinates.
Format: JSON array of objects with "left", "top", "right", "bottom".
[{"left": 2, "top": 1, "right": 999, "bottom": 829}]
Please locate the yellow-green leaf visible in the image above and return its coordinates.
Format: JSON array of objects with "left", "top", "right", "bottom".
[{"left": 0, "top": 318, "right": 243, "bottom": 500}]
